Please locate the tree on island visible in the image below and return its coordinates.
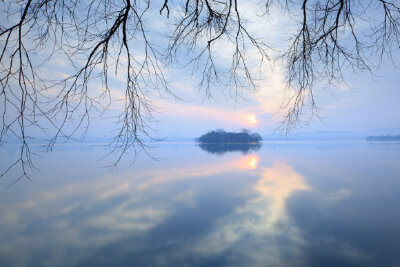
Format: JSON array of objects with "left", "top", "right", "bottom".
[
  {"left": 1, "top": 1, "right": 400, "bottom": 178},
  {"left": 197, "top": 129, "right": 262, "bottom": 143}
]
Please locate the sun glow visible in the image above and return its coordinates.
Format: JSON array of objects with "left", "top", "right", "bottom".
[{"left": 247, "top": 114, "right": 258, "bottom": 125}]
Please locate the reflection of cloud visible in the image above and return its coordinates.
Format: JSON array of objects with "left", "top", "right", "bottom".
[
  {"left": 326, "top": 188, "right": 353, "bottom": 203},
  {"left": 173, "top": 190, "right": 196, "bottom": 208},
  {"left": 254, "top": 163, "right": 311, "bottom": 230},
  {"left": 133, "top": 154, "right": 259, "bottom": 191},
  {"left": 87, "top": 205, "right": 166, "bottom": 231},
  {"left": 194, "top": 163, "right": 311, "bottom": 265},
  {"left": 0, "top": 153, "right": 260, "bottom": 266}
]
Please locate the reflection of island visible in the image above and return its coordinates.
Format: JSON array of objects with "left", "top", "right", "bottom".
[
  {"left": 196, "top": 129, "right": 262, "bottom": 155},
  {"left": 198, "top": 142, "right": 262, "bottom": 155}
]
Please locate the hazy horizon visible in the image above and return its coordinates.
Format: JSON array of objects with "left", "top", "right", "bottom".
[{"left": 1, "top": 2, "right": 400, "bottom": 266}]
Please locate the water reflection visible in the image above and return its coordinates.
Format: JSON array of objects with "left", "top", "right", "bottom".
[
  {"left": 193, "top": 163, "right": 311, "bottom": 266},
  {"left": 0, "top": 143, "right": 400, "bottom": 266},
  {"left": 198, "top": 142, "right": 262, "bottom": 155},
  {"left": 0, "top": 150, "right": 264, "bottom": 266}
]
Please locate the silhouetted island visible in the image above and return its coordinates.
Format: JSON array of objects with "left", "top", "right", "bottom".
[
  {"left": 196, "top": 129, "right": 262, "bottom": 143},
  {"left": 196, "top": 129, "right": 262, "bottom": 155},
  {"left": 366, "top": 135, "right": 400, "bottom": 141}
]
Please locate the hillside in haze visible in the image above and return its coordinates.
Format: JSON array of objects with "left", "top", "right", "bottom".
[{"left": 366, "top": 135, "right": 400, "bottom": 141}]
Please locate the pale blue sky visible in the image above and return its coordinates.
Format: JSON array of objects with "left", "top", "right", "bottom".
[{"left": 1, "top": 1, "right": 399, "bottom": 141}]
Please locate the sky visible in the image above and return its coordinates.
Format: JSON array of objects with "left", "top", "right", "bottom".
[
  {"left": 91, "top": 1, "right": 399, "bottom": 139},
  {"left": 2, "top": 1, "right": 399, "bottom": 142},
  {"left": 153, "top": 65, "right": 400, "bottom": 138}
]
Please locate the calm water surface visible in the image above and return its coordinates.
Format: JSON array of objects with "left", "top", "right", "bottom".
[{"left": 0, "top": 142, "right": 399, "bottom": 266}]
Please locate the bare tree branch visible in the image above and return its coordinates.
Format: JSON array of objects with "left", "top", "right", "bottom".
[{"left": 1, "top": 0, "right": 399, "bottom": 180}]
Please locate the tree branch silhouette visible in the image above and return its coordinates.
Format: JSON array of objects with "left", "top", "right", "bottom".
[{"left": 1, "top": 0, "right": 399, "bottom": 179}]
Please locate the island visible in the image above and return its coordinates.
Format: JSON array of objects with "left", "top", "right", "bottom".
[
  {"left": 366, "top": 135, "right": 400, "bottom": 141},
  {"left": 196, "top": 129, "right": 262, "bottom": 155},
  {"left": 196, "top": 129, "right": 262, "bottom": 143}
]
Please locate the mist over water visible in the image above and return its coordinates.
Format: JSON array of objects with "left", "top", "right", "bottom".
[{"left": 0, "top": 142, "right": 399, "bottom": 266}]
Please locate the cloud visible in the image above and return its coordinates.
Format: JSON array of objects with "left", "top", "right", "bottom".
[{"left": 154, "top": 98, "right": 265, "bottom": 128}]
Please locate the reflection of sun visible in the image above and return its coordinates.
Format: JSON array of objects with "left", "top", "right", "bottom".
[
  {"left": 238, "top": 155, "right": 259, "bottom": 169},
  {"left": 247, "top": 114, "right": 258, "bottom": 125},
  {"left": 249, "top": 157, "right": 258, "bottom": 169}
]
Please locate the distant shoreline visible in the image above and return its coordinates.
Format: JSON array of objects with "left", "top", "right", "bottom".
[{"left": 366, "top": 135, "right": 400, "bottom": 141}]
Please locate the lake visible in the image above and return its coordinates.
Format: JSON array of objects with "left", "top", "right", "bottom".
[{"left": 0, "top": 141, "right": 399, "bottom": 266}]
